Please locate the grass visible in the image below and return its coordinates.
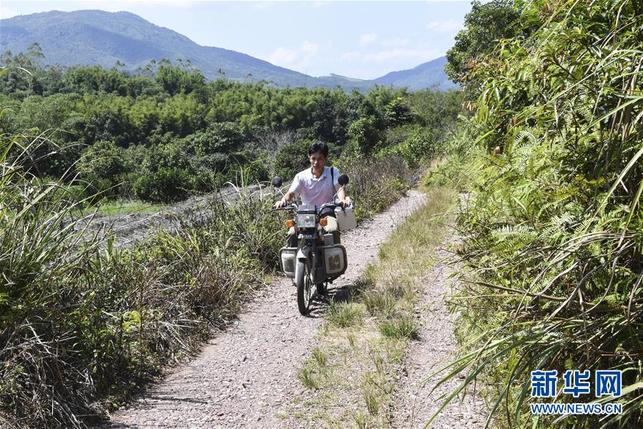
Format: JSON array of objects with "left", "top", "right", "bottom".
[
  {"left": 378, "top": 317, "right": 419, "bottom": 340},
  {"left": 0, "top": 134, "right": 285, "bottom": 429},
  {"left": 327, "top": 302, "right": 365, "bottom": 328},
  {"left": 311, "top": 347, "right": 328, "bottom": 367},
  {"left": 433, "top": 2, "right": 643, "bottom": 427},
  {"left": 0, "top": 130, "right": 426, "bottom": 428},
  {"left": 287, "top": 184, "right": 458, "bottom": 428}
]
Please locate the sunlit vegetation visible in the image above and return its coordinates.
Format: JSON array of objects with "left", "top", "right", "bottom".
[
  {"left": 0, "top": 51, "right": 461, "bottom": 205},
  {"left": 435, "top": 0, "right": 642, "bottom": 427},
  {"left": 0, "top": 41, "right": 463, "bottom": 427}
]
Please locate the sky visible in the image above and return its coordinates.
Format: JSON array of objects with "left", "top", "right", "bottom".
[{"left": 0, "top": 1, "right": 474, "bottom": 80}]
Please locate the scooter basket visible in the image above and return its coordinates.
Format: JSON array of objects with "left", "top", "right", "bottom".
[
  {"left": 322, "top": 244, "right": 347, "bottom": 278},
  {"left": 279, "top": 247, "right": 297, "bottom": 278}
]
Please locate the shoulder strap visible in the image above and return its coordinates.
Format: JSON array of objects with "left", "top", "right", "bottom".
[{"left": 331, "top": 166, "right": 334, "bottom": 184}]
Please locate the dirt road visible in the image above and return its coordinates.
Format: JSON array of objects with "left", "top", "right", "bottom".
[{"left": 105, "top": 191, "right": 427, "bottom": 428}]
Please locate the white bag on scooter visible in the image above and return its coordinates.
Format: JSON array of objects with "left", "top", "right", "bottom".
[{"left": 335, "top": 205, "right": 356, "bottom": 231}]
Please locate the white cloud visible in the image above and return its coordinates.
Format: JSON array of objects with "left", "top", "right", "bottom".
[
  {"left": 426, "top": 19, "right": 463, "bottom": 33},
  {"left": 341, "top": 47, "right": 441, "bottom": 64},
  {"left": 301, "top": 41, "right": 319, "bottom": 55},
  {"left": 380, "top": 38, "right": 409, "bottom": 48},
  {"left": 268, "top": 47, "right": 298, "bottom": 66},
  {"left": 359, "top": 33, "right": 377, "bottom": 47},
  {"left": 267, "top": 41, "right": 320, "bottom": 69}
]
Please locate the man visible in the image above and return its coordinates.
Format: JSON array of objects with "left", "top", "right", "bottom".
[
  {"left": 275, "top": 141, "right": 350, "bottom": 296},
  {"left": 274, "top": 141, "right": 350, "bottom": 211}
]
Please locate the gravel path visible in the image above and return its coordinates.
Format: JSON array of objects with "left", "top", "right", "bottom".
[
  {"left": 390, "top": 229, "right": 486, "bottom": 429},
  {"left": 75, "top": 184, "right": 268, "bottom": 248},
  {"left": 103, "top": 190, "right": 426, "bottom": 429}
]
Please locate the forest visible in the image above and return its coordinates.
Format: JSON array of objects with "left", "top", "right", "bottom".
[{"left": 0, "top": 50, "right": 461, "bottom": 203}]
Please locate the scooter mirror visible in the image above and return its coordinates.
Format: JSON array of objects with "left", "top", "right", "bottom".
[
  {"left": 272, "top": 176, "right": 283, "bottom": 187},
  {"left": 338, "top": 174, "right": 349, "bottom": 186}
]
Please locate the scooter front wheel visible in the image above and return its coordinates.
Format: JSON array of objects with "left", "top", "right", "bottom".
[{"left": 295, "top": 260, "right": 313, "bottom": 315}]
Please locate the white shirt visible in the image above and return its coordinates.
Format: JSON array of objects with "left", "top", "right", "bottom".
[{"left": 288, "top": 166, "right": 340, "bottom": 207}]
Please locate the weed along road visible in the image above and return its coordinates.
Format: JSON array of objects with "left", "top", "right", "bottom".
[{"left": 104, "top": 190, "right": 426, "bottom": 428}]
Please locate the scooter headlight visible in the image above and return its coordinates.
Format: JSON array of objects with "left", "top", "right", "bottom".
[{"left": 296, "top": 213, "right": 316, "bottom": 228}]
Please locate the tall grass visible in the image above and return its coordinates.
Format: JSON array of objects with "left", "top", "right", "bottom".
[
  {"left": 0, "top": 133, "right": 282, "bottom": 428},
  {"left": 338, "top": 154, "right": 412, "bottom": 222},
  {"left": 433, "top": 1, "right": 642, "bottom": 428}
]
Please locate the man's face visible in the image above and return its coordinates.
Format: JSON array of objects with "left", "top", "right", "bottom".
[{"left": 309, "top": 152, "right": 326, "bottom": 173}]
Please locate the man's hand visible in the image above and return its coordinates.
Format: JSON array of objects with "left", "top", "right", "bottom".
[{"left": 274, "top": 198, "right": 288, "bottom": 209}]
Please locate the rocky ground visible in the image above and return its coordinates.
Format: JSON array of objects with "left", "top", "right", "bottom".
[
  {"left": 390, "top": 229, "right": 486, "bottom": 429},
  {"left": 75, "top": 184, "right": 267, "bottom": 247}
]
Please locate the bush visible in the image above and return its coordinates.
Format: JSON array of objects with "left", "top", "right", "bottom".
[
  {"left": 274, "top": 138, "right": 312, "bottom": 179},
  {"left": 338, "top": 155, "right": 412, "bottom": 221},
  {"left": 440, "top": 1, "right": 643, "bottom": 427},
  {"left": 132, "top": 167, "right": 193, "bottom": 202},
  {"left": 76, "top": 140, "right": 128, "bottom": 196},
  {"left": 0, "top": 136, "right": 282, "bottom": 428}
]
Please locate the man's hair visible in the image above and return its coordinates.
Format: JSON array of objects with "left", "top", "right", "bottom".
[{"left": 308, "top": 141, "right": 329, "bottom": 157}]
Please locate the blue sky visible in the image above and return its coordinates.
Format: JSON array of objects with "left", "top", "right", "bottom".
[{"left": 0, "top": 1, "right": 474, "bottom": 79}]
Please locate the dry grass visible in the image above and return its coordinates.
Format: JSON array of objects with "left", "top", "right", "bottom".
[{"left": 288, "top": 185, "right": 457, "bottom": 428}]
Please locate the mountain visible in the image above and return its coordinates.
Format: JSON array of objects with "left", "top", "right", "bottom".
[
  {"left": 0, "top": 10, "right": 455, "bottom": 91},
  {"left": 373, "top": 57, "right": 456, "bottom": 91}
]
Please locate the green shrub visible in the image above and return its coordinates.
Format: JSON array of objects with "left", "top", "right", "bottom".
[
  {"left": 438, "top": 1, "right": 643, "bottom": 427},
  {"left": 132, "top": 167, "right": 193, "bottom": 202},
  {"left": 274, "top": 138, "right": 312, "bottom": 179},
  {"left": 0, "top": 135, "right": 282, "bottom": 428}
]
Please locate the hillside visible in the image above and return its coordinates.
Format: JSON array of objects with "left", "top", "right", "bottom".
[
  {"left": 373, "top": 56, "right": 456, "bottom": 91},
  {"left": 0, "top": 10, "right": 454, "bottom": 91}
]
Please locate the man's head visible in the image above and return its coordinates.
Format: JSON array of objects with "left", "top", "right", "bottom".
[{"left": 308, "top": 141, "right": 329, "bottom": 175}]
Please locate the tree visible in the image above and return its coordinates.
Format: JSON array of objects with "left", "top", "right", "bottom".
[
  {"left": 348, "top": 116, "right": 381, "bottom": 155},
  {"left": 76, "top": 140, "right": 128, "bottom": 195},
  {"left": 445, "top": 0, "right": 523, "bottom": 86},
  {"left": 274, "top": 138, "right": 312, "bottom": 179}
]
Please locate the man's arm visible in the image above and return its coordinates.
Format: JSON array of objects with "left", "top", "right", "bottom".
[
  {"left": 274, "top": 190, "right": 295, "bottom": 208},
  {"left": 275, "top": 174, "right": 300, "bottom": 208},
  {"left": 336, "top": 183, "right": 350, "bottom": 207}
]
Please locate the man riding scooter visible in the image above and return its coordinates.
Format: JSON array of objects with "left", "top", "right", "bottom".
[{"left": 273, "top": 142, "right": 353, "bottom": 313}]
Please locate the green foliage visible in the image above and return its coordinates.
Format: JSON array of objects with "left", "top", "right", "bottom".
[
  {"left": 348, "top": 116, "right": 383, "bottom": 155},
  {"left": 76, "top": 140, "right": 127, "bottom": 196},
  {"left": 274, "top": 138, "right": 312, "bottom": 180},
  {"left": 0, "top": 57, "right": 459, "bottom": 203},
  {"left": 0, "top": 136, "right": 282, "bottom": 428},
  {"left": 155, "top": 62, "right": 205, "bottom": 96},
  {"left": 438, "top": 1, "right": 643, "bottom": 427},
  {"left": 338, "top": 155, "right": 411, "bottom": 222},
  {"left": 379, "top": 126, "right": 436, "bottom": 167},
  {"left": 132, "top": 167, "right": 193, "bottom": 203},
  {"left": 445, "top": 0, "right": 527, "bottom": 88}
]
